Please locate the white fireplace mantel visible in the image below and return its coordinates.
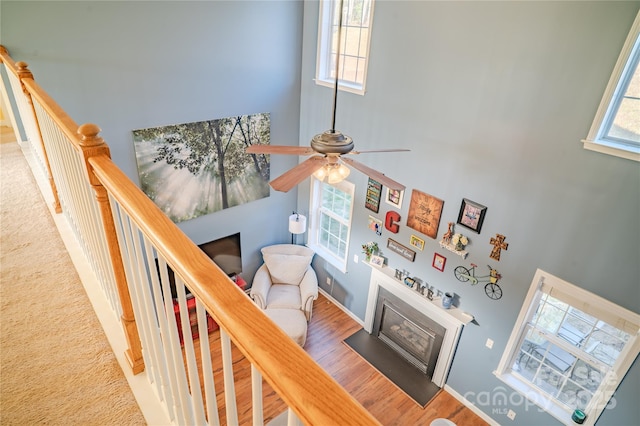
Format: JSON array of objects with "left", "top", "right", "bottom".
[{"left": 364, "top": 265, "right": 474, "bottom": 387}]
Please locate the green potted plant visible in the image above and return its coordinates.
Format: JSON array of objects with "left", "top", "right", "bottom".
[{"left": 362, "top": 241, "right": 379, "bottom": 262}]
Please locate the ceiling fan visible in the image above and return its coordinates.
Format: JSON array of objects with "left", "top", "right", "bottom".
[{"left": 246, "top": 0, "right": 408, "bottom": 193}]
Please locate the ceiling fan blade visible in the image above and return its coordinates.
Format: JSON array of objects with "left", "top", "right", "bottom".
[
  {"left": 341, "top": 157, "right": 406, "bottom": 191},
  {"left": 348, "top": 149, "right": 411, "bottom": 155},
  {"left": 246, "top": 145, "right": 316, "bottom": 155},
  {"left": 270, "top": 156, "right": 327, "bottom": 192}
]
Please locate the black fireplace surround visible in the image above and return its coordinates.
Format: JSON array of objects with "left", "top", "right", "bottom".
[{"left": 372, "top": 287, "right": 445, "bottom": 379}]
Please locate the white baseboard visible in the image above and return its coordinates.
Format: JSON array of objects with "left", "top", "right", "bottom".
[
  {"left": 318, "top": 288, "right": 365, "bottom": 327},
  {"left": 444, "top": 384, "right": 500, "bottom": 426}
]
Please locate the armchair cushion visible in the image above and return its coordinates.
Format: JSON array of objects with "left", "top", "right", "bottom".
[
  {"left": 261, "top": 244, "right": 314, "bottom": 285},
  {"left": 266, "top": 284, "right": 302, "bottom": 309}
]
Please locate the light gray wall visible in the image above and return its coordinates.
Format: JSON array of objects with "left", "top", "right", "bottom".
[
  {"left": 1, "top": 0, "right": 305, "bottom": 284},
  {"left": 298, "top": 1, "right": 639, "bottom": 425}
]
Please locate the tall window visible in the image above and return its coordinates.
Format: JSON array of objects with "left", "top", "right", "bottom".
[
  {"left": 316, "top": 0, "right": 375, "bottom": 94},
  {"left": 583, "top": 12, "right": 639, "bottom": 161},
  {"left": 495, "top": 269, "right": 640, "bottom": 425},
  {"left": 308, "top": 177, "right": 354, "bottom": 272}
]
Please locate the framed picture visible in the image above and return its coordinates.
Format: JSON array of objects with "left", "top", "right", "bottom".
[
  {"left": 385, "top": 188, "right": 404, "bottom": 209},
  {"left": 432, "top": 253, "right": 447, "bottom": 272},
  {"left": 457, "top": 198, "right": 487, "bottom": 234},
  {"left": 368, "top": 215, "right": 383, "bottom": 235},
  {"left": 407, "top": 189, "right": 444, "bottom": 239},
  {"left": 365, "top": 178, "right": 382, "bottom": 213},
  {"left": 369, "top": 254, "right": 384, "bottom": 267},
  {"left": 409, "top": 234, "right": 425, "bottom": 251}
]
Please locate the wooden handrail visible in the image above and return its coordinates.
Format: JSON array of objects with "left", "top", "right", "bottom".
[
  {"left": 0, "top": 47, "right": 61, "bottom": 213},
  {"left": 2, "top": 43, "right": 378, "bottom": 424},
  {"left": 3, "top": 51, "right": 144, "bottom": 373},
  {"left": 76, "top": 124, "right": 144, "bottom": 374},
  {"left": 89, "top": 153, "right": 380, "bottom": 425}
]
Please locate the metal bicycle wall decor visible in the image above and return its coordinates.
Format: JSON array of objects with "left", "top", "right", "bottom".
[{"left": 454, "top": 263, "right": 503, "bottom": 300}]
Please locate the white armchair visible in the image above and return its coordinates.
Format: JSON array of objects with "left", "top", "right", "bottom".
[{"left": 250, "top": 244, "right": 318, "bottom": 321}]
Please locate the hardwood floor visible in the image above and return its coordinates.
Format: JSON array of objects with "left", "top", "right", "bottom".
[
  {"left": 305, "top": 294, "right": 486, "bottom": 425},
  {"left": 196, "top": 293, "right": 488, "bottom": 425}
]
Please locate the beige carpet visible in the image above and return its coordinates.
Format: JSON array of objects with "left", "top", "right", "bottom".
[{"left": 0, "top": 132, "right": 146, "bottom": 425}]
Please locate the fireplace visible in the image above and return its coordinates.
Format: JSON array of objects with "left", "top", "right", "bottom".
[
  {"left": 373, "top": 288, "right": 445, "bottom": 378},
  {"left": 364, "top": 266, "right": 472, "bottom": 387}
]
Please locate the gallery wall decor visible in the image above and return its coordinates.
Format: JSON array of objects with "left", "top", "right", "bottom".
[
  {"left": 432, "top": 253, "right": 447, "bottom": 272},
  {"left": 368, "top": 215, "right": 383, "bottom": 235},
  {"left": 489, "top": 234, "right": 509, "bottom": 261},
  {"left": 438, "top": 221, "right": 468, "bottom": 258},
  {"left": 403, "top": 276, "right": 416, "bottom": 288},
  {"left": 406, "top": 189, "right": 444, "bottom": 239},
  {"left": 133, "top": 113, "right": 271, "bottom": 223},
  {"left": 441, "top": 222, "right": 454, "bottom": 244},
  {"left": 453, "top": 263, "right": 503, "bottom": 300},
  {"left": 369, "top": 254, "right": 385, "bottom": 267},
  {"left": 385, "top": 211, "right": 401, "bottom": 233},
  {"left": 394, "top": 269, "right": 403, "bottom": 280},
  {"left": 387, "top": 238, "right": 416, "bottom": 262},
  {"left": 385, "top": 188, "right": 404, "bottom": 209},
  {"left": 365, "top": 178, "right": 382, "bottom": 213},
  {"left": 457, "top": 198, "right": 487, "bottom": 234},
  {"left": 409, "top": 234, "right": 425, "bottom": 251}
]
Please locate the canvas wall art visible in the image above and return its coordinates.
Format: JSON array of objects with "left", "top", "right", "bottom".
[{"left": 133, "top": 113, "right": 271, "bottom": 223}]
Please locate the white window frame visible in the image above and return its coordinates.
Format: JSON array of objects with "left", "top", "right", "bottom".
[
  {"left": 307, "top": 177, "right": 355, "bottom": 273},
  {"left": 315, "top": 0, "right": 375, "bottom": 95},
  {"left": 495, "top": 269, "right": 640, "bottom": 426},
  {"left": 582, "top": 11, "right": 640, "bottom": 162}
]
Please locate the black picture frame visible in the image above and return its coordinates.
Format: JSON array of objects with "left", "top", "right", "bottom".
[{"left": 457, "top": 198, "right": 487, "bottom": 234}]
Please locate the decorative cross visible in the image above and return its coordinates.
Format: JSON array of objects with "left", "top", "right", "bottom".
[{"left": 489, "top": 234, "right": 509, "bottom": 261}]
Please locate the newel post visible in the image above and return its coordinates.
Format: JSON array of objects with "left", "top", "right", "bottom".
[
  {"left": 77, "top": 123, "right": 145, "bottom": 374},
  {"left": 15, "top": 61, "right": 62, "bottom": 213}
]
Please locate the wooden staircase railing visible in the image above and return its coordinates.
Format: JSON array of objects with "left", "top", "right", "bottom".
[
  {"left": 0, "top": 46, "right": 60, "bottom": 213},
  {"left": 0, "top": 45, "right": 380, "bottom": 425}
]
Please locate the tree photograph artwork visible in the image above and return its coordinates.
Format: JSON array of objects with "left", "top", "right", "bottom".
[{"left": 133, "top": 113, "right": 271, "bottom": 223}]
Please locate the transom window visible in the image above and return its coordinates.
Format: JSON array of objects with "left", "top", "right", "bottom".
[
  {"left": 495, "top": 269, "right": 639, "bottom": 425},
  {"left": 308, "top": 177, "right": 354, "bottom": 272},
  {"left": 583, "top": 11, "right": 639, "bottom": 161},
  {"left": 316, "top": 0, "right": 375, "bottom": 94}
]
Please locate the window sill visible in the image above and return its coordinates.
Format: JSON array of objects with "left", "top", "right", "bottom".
[
  {"left": 314, "top": 78, "right": 366, "bottom": 96},
  {"left": 493, "top": 371, "right": 592, "bottom": 426},
  {"left": 307, "top": 242, "right": 347, "bottom": 274},
  {"left": 582, "top": 138, "right": 640, "bottom": 162}
]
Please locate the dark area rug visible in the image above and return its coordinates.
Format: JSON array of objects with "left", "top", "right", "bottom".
[{"left": 344, "top": 328, "right": 441, "bottom": 407}]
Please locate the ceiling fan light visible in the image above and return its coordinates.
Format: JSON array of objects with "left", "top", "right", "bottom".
[
  {"left": 314, "top": 166, "right": 328, "bottom": 181},
  {"left": 338, "top": 164, "right": 350, "bottom": 178},
  {"left": 327, "top": 164, "right": 350, "bottom": 184}
]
